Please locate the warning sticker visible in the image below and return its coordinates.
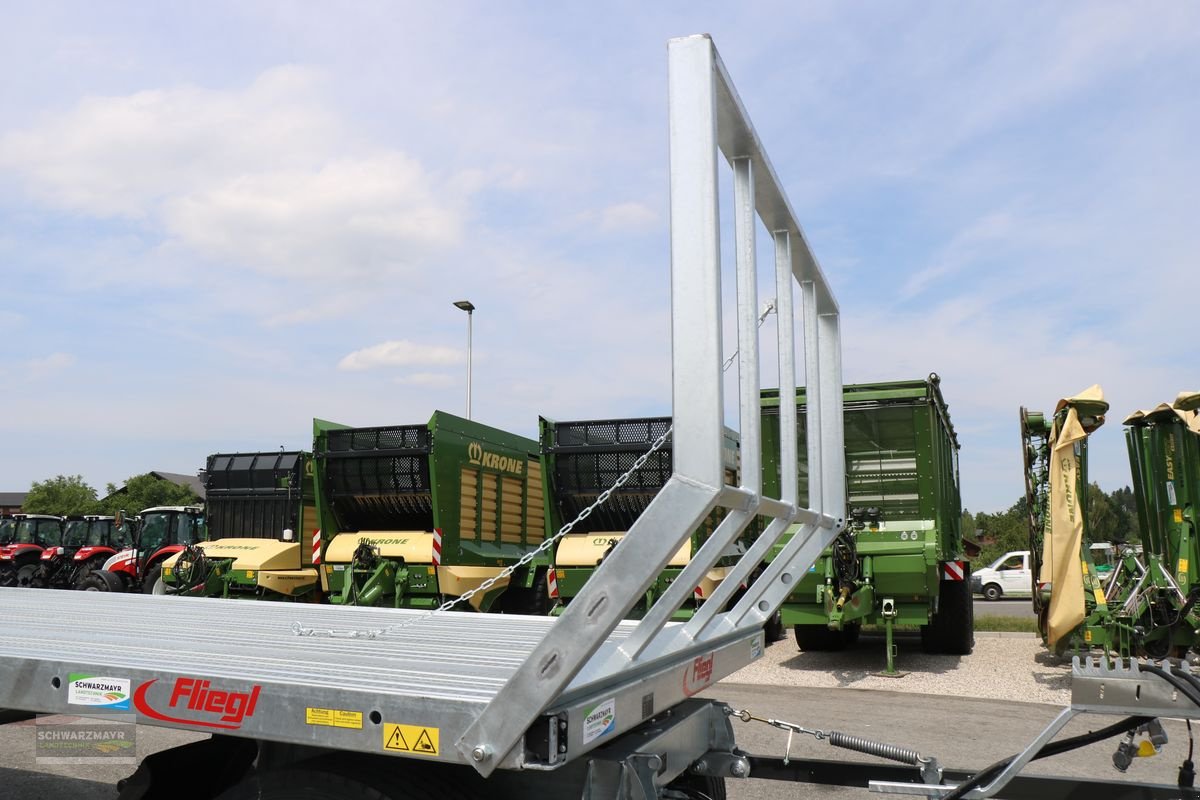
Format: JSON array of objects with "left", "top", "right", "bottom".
[
  {"left": 382, "top": 723, "right": 440, "bottom": 757},
  {"left": 306, "top": 707, "right": 363, "bottom": 730}
]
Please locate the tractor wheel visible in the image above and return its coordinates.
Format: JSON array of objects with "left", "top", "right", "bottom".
[
  {"left": 77, "top": 570, "right": 126, "bottom": 592},
  {"left": 142, "top": 563, "right": 164, "bottom": 595},
  {"left": 922, "top": 564, "right": 975, "bottom": 655},
  {"left": 27, "top": 567, "right": 49, "bottom": 589},
  {"left": 0, "top": 564, "right": 13, "bottom": 587},
  {"left": 793, "top": 624, "right": 846, "bottom": 651},
  {"left": 14, "top": 562, "right": 40, "bottom": 588},
  {"left": 982, "top": 583, "right": 1002, "bottom": 601}
]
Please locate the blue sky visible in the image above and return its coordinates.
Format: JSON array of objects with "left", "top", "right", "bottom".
[{"left": 1, "top": 3, "right": 1196, "bottom": 512}]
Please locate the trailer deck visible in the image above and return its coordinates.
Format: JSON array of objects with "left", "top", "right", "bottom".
[{"left": 0, "top": 587, "right": 762, "bottom": 770}]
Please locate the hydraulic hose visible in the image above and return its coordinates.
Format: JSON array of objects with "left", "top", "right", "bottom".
[{"left": 942, "top": 715, "right": 1154, "bottom": 800}]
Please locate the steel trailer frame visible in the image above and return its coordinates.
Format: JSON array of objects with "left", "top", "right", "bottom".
[{"left": 0, "top": 33, "right": 848, "bottom": 797}]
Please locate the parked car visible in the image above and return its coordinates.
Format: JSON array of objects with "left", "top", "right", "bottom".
[{"left": 971, "top": 550, "right": 1032, "bottom": 600}]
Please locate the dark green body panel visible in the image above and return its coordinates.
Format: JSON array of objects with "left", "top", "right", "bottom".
[
  {"left": 762, "top": 378, "right": 963, "bottom": 630},
  {"left": 539, "top": 416, "right": 740, "bottom": 619},
  {"left": 312, "top": 412, "right": 547, "bottom": 610}
]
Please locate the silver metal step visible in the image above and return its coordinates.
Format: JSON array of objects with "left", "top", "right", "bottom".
[{"left": 0, "top": 588, "right": 762, "bottom": 769}]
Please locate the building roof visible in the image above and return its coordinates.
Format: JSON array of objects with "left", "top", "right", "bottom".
[
  {"left": 149, "top": 471, "right": 206, "bottom": 500},
  {"left": 104, "top": 472, "right": 206, "bottom": 501},
  {"left": 0, "top": 492, "right": 27, "bottom": 508}
]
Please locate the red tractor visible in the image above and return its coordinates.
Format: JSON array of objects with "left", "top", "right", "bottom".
[
  {"left": 30, "top": 515, "right": 128, "bottom": 590},
  {"left": 0, "top": 514, "right": 65, "bottom": 587},
  {"left": 77, "top": 506, "right": 205, "bottom": 593}
]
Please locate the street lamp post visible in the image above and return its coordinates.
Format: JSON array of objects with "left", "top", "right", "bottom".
[{"left": 453, "top": 300, "right": 475, "bottom": 419}]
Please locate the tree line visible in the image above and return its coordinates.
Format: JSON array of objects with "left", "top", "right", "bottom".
[
  {"left": 965, "top": 483, "right": 1139, "bottom": 568},
  {"left": 19, "top": 474, "right": 202, "bottom": 517}
]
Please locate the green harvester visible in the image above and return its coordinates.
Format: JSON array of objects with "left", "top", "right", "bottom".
[{"left": 763, "top": 375, "right": 973, "bottom": 674}]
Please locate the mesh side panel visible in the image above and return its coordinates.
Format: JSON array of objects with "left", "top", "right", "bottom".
[
  {"left": 552, "top": 418, "right": 672, "bottom": 448},
  {"left": 321, "top": 426, "right": 434, "bottom": 531},
  {"left": 206, "top": 451, "right": 305, "bottom": 495},
  {"left": 207, "top": 495, "right": 297, "bottom": 541},
  {"left": 325, "top": 425, "right": 430, "bottom": 453}
]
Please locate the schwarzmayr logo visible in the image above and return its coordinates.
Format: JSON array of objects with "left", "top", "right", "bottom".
[
  {"left": 67, "top": 674, "right": 131, "bottom": 711},
  {"left": 467, "top": 442, "right": 524, "bottom": 475}
]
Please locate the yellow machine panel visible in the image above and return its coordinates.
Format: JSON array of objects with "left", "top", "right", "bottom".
[
  {"left": 259, "top": 568, "right": 319, "bottom": 596},
  {"left": 324, "top": 532, "right": 435, "bottom": 564},
  {"left": 167, "top": 539, "right": 304, "bottom": 571},
  {"left": 555, "top": 533, "right": 691, "bottom": 568}
]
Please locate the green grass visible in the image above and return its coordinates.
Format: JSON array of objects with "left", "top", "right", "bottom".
[
  {"left": 857, "top": 615, "right": 1038, "bottom": 635},
  {"left": 973, "top": 615, "right": 1038, "bottom": 633}
]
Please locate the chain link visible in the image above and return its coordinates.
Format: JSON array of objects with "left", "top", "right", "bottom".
[
  {"left": 293, "top": 426, "right": 674, "bottom": 639},
  {"left": 292, "top": 300, "right": 777, "bottom": 639}
]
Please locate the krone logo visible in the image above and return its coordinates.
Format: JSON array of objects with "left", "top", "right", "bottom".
[{"left": 466, "top": 442, "right": 525, "bottom": 475}]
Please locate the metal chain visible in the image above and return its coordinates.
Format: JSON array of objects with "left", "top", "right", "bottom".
[
  {"left": 291, "top": 300, "right": 776, "bottom": 639},
  {"left": 293, "top": 425, "right": 674, "bottom": 639}
]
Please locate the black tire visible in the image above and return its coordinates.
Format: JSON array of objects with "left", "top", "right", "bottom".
[
  {"left": 27, "top": 567, "right": 49, "bottom": 589},
  {"left": 143, "top": 563, "right": 163, "bottom": 595},
  {"left": 923, "top": 564, "right": 975, "bottom": 655},
  {"left": 668, "top": 773, "right": 727, "bottom": 800},
  {"left": 216, "top": 768, "right": 393, "bottom": 800},
  {"left": 764, "top": 610, "right": 785, "bottom": 643},
  {"left": 842, "top": 621, "right": 861, "bottom": 646},
  {"left": 77, "top": 570, "right": 126, "bottom": 592},
  {"left": 794, "top": 624, "right": 846, "bottom": 651},
  {"left": 982, "top": 583, "right": 1002, "bottom": 601},
  {"left": 218, "top": 757, "right": 482, "bottom": 800},
  {"left": 0, "top": 564, "right": 13, "bottom": 587},
  {"left": 14, "top": 562, "right": 40, "bottom": 588}
]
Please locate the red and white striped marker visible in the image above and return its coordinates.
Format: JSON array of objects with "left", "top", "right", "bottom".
[
  {"left": 694, "top": 585, "right": 704, "bottom": 599},
  {"left": 547, "top": 569, "right": 559, "bottom": 599},
  {"left": 432, "top": 528, "right": 443, "bottom": 567},
  {"left": 311, "top": 529, "right": 322, "bottom": 565},
  {"left": 942, "top": 560, "right": 965, "bottom": 581}
]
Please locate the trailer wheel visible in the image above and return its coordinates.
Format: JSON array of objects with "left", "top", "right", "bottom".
[
  {"left": 793, "top": 624, "right": 846, "bottom": 651},
  {"left": 921, "top": 564, "right": 974, "bottom": 655},
  {"left": 77, "top": 570, "right": 126, "bottom": 592},
  {"left": 216, "top": 768, "right": 393, "bottom": 799},
  {"left": 667, "top": 773, "right": 727, "bottom": 799},
  {"left": 764, "top": 610, "right": 785, "bottom": 643}
]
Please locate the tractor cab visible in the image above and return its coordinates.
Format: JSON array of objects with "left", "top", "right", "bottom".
[
  {"left": 0, "top": 515, "right": 65, "bottom": 587},
  {"left": 81, "top": 506, "right": 205, "bottom": 593}
]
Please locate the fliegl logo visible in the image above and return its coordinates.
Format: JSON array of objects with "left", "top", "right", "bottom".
[
  {"left": 467, "top": 441, "right": 525, "bottom": 475},
  {"left": 134, "top": 677, "right": 262, "bottom": 730}
]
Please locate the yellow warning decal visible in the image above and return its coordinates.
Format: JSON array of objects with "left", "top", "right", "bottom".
[
  {"left": 383, "top": 723, "right": 440, "bottom": 757},
  {"left": 306, "top": 707, "right": 363, "bottom": 730},
  {"left": 1084, "top": 629, "right": 1093, "bottom": 643},
  {"left": 1177, "top": 509, "right": 1185, "bottom": 524},
  {"left": 1180, "top": 558, "right": 1190, "bottom": 573}
]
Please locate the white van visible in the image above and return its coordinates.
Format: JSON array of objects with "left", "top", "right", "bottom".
[{"left": 971, "top": 550, "right": 1032, "bottom": 601}]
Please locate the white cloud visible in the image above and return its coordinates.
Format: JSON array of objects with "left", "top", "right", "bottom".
[
  {"left": 338, "top": 340, "right": 464, "bottom": 371},
  {"left": 0, "top": 66, "right": 472, "bottom": 289},
  {"left": 164, "top": 153, "right": 461, "bottom": 280},
  {"left": 25, "top": 352, "right": 76, "bottom": 379}
]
